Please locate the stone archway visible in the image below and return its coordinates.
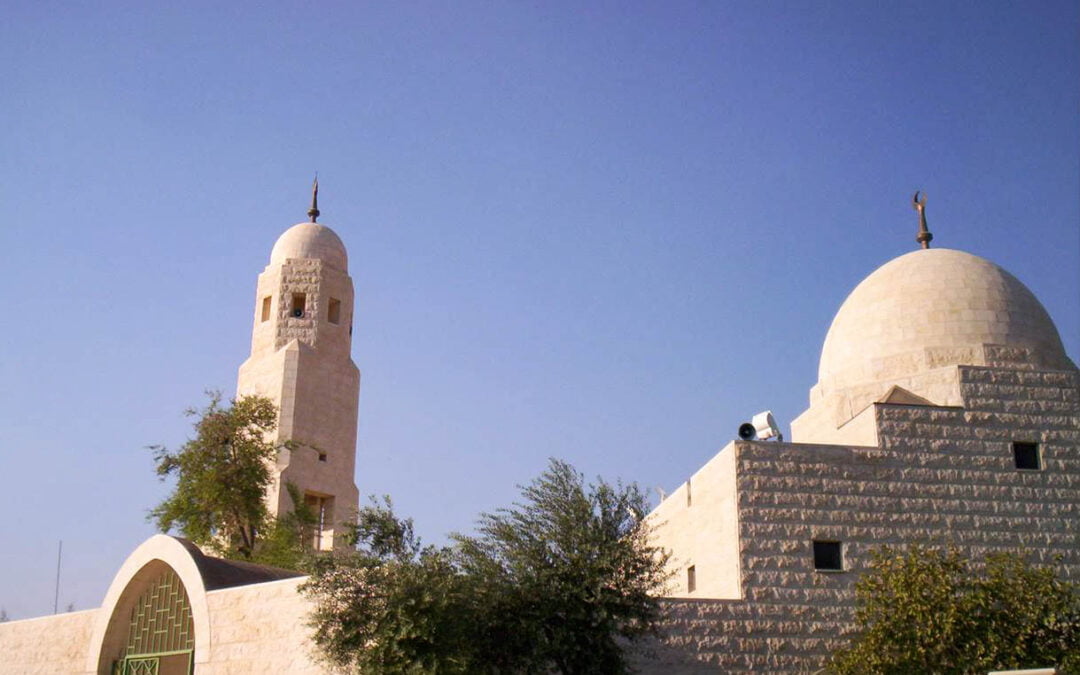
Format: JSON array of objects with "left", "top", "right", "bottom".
[{"left": 86, "top": 536, "right": 212, "bottom": 675}]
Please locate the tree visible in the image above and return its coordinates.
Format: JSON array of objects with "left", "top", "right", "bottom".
[
  {"left": 303, "top": 498, "right": 477, "bottom": 673},
  {"left": 303, "top": 460, "right": 671, "bottom": 674},
  {"left": 0, "top": 608, "right": 8, "bottom": 622},
  {"left": 828, "top": 546, "right": 1080, "bottom": 675},
  {"left": 149, "top": 393, "right": 280, "bottom": 560},
  {"left": 455, "top": 459, "right": 670, "bottom": 674},
  {"left": 250, "top": 483, "right": 319, "bottom": 570}
]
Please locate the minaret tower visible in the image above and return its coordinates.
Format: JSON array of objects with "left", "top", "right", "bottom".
[{"left": 236, "top": 181, "right": 360, "bottom": 550}]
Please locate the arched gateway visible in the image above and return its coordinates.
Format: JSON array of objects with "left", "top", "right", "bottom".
[
  {"left": 86, "top": 535, "right": 302, "bottom": 675},
  {"left": 108, "top": 566, "right": 195, "bottom": 674}
]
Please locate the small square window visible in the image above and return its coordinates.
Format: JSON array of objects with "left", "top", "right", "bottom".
[
  {"left": 1013, "top": 442, "right": 1041, "bottom": 470},
  {"left": 318, "top": 452, "right": 327, "bottom": 462},
  {"left": 686, "top": 565, "right": 696, "bottom": 593},
  {"left": 291, "top": 293, "right": 306, "bottom": 318},
  {"left": 328, "top": 298, "right": 341, "bottom": 325},
  {"left": 813, "top": 541, "right": 843, "bottom": 572},
  {"left": 260, "top": 296, "right": 272, "bottom": 322}
]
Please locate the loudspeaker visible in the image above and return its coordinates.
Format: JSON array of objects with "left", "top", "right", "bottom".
[
  {"left": 751, "top": 411, "right": 781, "bottom": 441},
  {"left": 738, "top": 423, "right": 756, "bottom": 440}
]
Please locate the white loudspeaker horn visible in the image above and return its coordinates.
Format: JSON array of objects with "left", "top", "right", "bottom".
[{"left": 751, "top": 410, "right": 782, "bottom": 441}]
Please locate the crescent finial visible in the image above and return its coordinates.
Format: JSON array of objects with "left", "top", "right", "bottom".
[{"left": 913, "top": 190, "right": 932, "bottom": 249}]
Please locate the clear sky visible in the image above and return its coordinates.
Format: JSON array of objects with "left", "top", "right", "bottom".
[{"left": 1, "top": 1, "right": 1077, "bottom": 619}]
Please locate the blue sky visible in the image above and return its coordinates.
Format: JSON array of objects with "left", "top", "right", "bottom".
[{"left": 1, "top": 1, "right": 1077, "bottom": 619}]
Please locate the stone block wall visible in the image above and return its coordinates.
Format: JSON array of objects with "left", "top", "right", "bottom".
[
  {"left": 0, "top": 610, "right": 97, "bottom": 674},
  {"left": 648, "top": 445, "right": 741, "bottom": 599},
  {"left": 202, "top": 577, "right": 329, "bottom": 674},
  {"left": 640, "top": 365, "right": 1079, "bottom": 674}
]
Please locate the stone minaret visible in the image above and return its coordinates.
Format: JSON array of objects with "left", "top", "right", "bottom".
[{"left": 236, "top": 185, "right": 360, "bottom": 550}]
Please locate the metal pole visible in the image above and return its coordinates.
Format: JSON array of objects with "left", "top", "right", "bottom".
[{"left": 53, "top": 540, "right": 62, "bottom": 614}]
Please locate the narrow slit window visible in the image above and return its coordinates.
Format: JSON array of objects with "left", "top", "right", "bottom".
[
  {"left": 686, "top": 478, "right": 692, "bottom": 507},
  {"left": 813, "top": 541, "right": 843, "bottom": 572},
  {"left": 291, "top": 293, "right": 306, "bottom": 318},
  {"left": 304, "top": 493, "right": 333, "bottom": 551},
  {"left": 1013, "top": 441, "right": 1041, "bottom": 470},
  {"left": 260, "top": 296, "right": 272, "bottom": 322},
  {"left": 328, "top": 298, "right": 341, "bottom": 325},
  {"left": 687, "top": 565, "right": 696, "bottom": 593}
]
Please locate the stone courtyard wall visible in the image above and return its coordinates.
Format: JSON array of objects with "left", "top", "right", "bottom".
[
  {"left": 0, "top": 577, "right": 334, "bottom": 675},
  {"left": 202, "top": 576, "right": 329, "bottom": 674},
  {"left": 0, "top": 609, "right": 97, "bottom": 674}
]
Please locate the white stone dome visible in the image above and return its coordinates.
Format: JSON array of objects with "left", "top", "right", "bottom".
[
  {"left": 818, "top": 248, "right": 1071, "bottom": 391},
  {"left": 269, "top": 222, "right": 348, "bottom": 271}
]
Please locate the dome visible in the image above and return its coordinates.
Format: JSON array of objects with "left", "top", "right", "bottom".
[
  {"left": 269, "top": 223, "right": 348, "bottom": 271},
  {"left": 818, "top": 248, "right": 1070, "bottom": 392}
]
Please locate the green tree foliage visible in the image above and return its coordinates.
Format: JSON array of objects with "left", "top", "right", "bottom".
[
  {"left": 150, "top": 393, "right": 280, "bottom": 560},
  {"left": 455, "top": 459, "right": 670, "bottom": 674},
  {"left": 828, "top": 546, "right": 1080, "bottom": 675},
  {"left": 303, "top": 460, "right": 670, "bottom": 674},
  {"left": 251, "top": 483, "right": 319, "bottom": 570},
  {"left": 303, "top": 498, "right": 477, "bottom": 673}
]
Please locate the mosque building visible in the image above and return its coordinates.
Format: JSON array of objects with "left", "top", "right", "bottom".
[
  {"left": 641, "top": 195, "right": 1079, "bottom": 672},
  {"left": 0, "top": 190, "right": 1076, "bottom": 674}
]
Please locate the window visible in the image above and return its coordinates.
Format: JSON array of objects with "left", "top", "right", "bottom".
[
  {"left": 304, "top": 493, "right": 332, "bottom": 551},
  {"left": 327, "top": 298, "right": 341, "bottom": 324},
  {"left": 291, "top": 293, "right": 306, "bottom": 318},
  {"left": 1013, "top": 441, "right": 1041, "bottom": 470},
  {"left": 318, "top": 452, "right": 327, "bottom": 462},
  {"left": 687, "top": 565, "right": 696, "bottom": 593},
  {"left": 686, "top": 478, "right": 692, "bottom": 507},
  {"left": 813, "top": 540, "right": 843, "bottom": 572},
  {"left": 260, "top": 296, "right": 272, "bottom": 322}
]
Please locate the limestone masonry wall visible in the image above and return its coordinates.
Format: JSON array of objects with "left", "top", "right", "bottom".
[
  {"left": 202, "top": 577, "right": 328, "bottom": 674},
  {"left": 0, "top": 610, "right": 97, "bottom": 674},
  {"left": 640, "top": 365, "right": 1080, "bottom": 674}
]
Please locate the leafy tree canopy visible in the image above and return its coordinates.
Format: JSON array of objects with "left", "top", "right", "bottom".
[
  {"left": 303, "top": 459, "right": 670, "bottom": 674},
  {"left": 150, "top": 392, "right": 314, "bottom": 565},
  {"left": 304, "top": 497, "right": 476, "bottom": 673},
  {"left": 455, "top": 459, "right": 669, "bottom": 674},
  {"left": 828, "top": 545, "right": 1080, "bottom": 675}
]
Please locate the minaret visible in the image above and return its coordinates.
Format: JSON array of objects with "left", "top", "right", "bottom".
[{"left": 236, "top": 182, "right": 360, "bottom": 550}]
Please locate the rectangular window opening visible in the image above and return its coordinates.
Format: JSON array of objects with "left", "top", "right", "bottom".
[
  {"left": 291, "top": 293, "right": 306, "bottom": 318},
  {"left": 328, "top": 298, "right": 341, "bottom": 325},
  {"left": 1013, "top": 441, "right": 1041, "bottom": 470},
  {"left": 686, "top": 478, "right": 692, "bottom": 507},
  {"left": 304, "top": 493, "right": 334, "bottom": 551},
  {"left": 318, "top": 452, "right": 327, "bottom": 462},
  {"left": 813, "top": 540, "right": 844, "bottom": 572},
  {"left": 260, "top": 296, "right": 272, "bottom": 322},
  {"left": 687, "top": 565, "right": 696, "bottom": 593}
]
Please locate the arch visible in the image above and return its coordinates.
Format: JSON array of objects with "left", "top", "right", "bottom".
[{"left": 86, "top": 536, "right": 212, "bottom": 675}]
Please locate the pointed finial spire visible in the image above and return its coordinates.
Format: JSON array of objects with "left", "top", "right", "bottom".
[
  {"left": 912, "top": 191, "right": 932, "bottom": 249},
  {"left": 308, "top": 175, "right": 320, "bottom": 223}
]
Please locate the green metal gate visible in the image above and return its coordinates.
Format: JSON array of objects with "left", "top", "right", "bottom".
[{"left": 111, "top": 568, "right": 195, "bottom": 675}]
